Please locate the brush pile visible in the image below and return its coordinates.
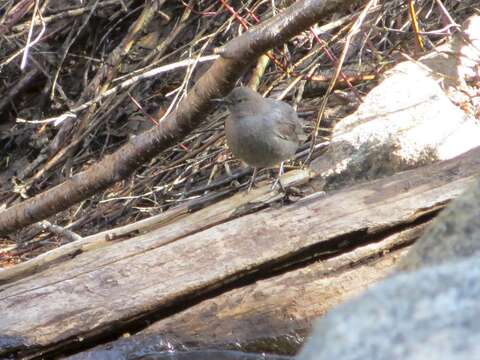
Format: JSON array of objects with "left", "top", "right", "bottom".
[{"left": 0, "top": 0, "right": 476, "bottom": 264}]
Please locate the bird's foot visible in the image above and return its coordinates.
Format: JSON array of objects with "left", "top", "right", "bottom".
[{"left": 271, "top": 177, "right": 285, "bottom": 192}]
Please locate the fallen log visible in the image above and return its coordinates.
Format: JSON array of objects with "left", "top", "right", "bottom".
[
  {"left": 1, "top": 146, "right": 479, "bottom": 358},
  {"left": 70, "top": 234, "right": 417, "bottom": 359}
]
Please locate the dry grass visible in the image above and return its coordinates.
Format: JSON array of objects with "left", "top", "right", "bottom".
[{"left": 0, "top": 0, "right": 476, "bottom": 264}]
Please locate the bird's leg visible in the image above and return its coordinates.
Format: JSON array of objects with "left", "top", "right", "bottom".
[
  {"left": 272, "top": 162, "right": 286, "bottom": 191},
  {"left": 247, "top": 168, "right": 258, "bottom": 192},
  {"left": 279, "top": 161, "right": 285, "bottom": 176}
]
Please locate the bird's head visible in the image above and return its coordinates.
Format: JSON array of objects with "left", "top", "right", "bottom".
[
  {"left": 223, "top": 87, "right": 262, "bottom": 111},
  {"left": 211, "top": 87, "right": 264, "bottom": 117}
]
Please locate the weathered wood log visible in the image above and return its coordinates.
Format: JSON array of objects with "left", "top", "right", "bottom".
[
  {"left": 1, "top": 146, "right": 479, "bottom": 358},
  {"left": 79, "top": 225, "right": 423, "bottom": 358},
  {"left": 70, "top": 230, "right": 419, "bottom": 359},
  {"left": 136, "top": 229, "right": 421, "bottom": 352}
]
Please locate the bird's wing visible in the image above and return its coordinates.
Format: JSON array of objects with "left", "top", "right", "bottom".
[{"left": 266, "top": 99, "right": 306, "bottom": 142}]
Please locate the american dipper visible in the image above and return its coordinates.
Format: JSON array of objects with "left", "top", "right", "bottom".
[{"left": 224, "top": 87, "right": 305, "bottom": 190}]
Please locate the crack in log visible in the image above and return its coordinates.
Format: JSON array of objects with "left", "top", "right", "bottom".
[{"left": 14, "top": 210, "right": 439, "bottom": 359}]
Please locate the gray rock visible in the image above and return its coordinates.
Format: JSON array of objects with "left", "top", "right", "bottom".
[{"left": 297, "top": 256, "right": 480, "bottom": 360}]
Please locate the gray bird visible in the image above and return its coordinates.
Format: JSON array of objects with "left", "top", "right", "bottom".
[{"left": 223, "top": 87, "right": 305, "bottom": 191}]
